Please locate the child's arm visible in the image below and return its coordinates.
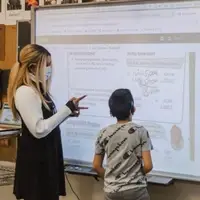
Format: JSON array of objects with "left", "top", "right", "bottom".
[
  {"left": 142, "top": 151, "right": 153, "bottom": 174},
  {"left": 93, "top": 154, "right": 105, "bottom": 178},
  {"left": 93, "top": 131, "right": 106, "bottom": 178},
  {"left": 140, "top": 129, "right": 153, "bottom": 174}
]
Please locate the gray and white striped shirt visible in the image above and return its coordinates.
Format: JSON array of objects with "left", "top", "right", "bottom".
[{"left": 95, "top": 122, "right": 153, "bottom": 193}]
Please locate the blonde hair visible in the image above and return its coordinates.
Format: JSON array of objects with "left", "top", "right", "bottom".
[{"left": 7, "top": 44, "right": 51, "bottom": 119}]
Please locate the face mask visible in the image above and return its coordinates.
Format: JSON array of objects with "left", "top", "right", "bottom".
[{"left": 45, "top": 66, "right": 52, "bottom": 80}]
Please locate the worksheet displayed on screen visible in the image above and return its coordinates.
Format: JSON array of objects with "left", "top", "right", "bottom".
[{"left": 35, "top": 1, "right": 200, "bottom": 180}]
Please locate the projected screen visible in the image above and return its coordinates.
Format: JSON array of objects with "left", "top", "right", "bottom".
[{"left": 35, "top": 1, "right": 200, "bottom": 180}]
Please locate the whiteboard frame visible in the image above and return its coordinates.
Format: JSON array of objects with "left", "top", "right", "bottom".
[{"left": 31, "top": 0, "right": 200, "bottom": 183}]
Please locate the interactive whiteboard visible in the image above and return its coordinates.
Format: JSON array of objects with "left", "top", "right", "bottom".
[{"left": 33, "top": 0, "right": 200, "bottom": 181}]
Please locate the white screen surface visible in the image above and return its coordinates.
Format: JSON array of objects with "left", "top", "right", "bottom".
[{"left": 35, "top": 1, "right": 200, "bottom": 181}]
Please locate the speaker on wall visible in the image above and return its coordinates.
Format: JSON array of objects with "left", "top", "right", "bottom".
[{"left": 17, "top": 20, "right": 31, "bottom": 58}]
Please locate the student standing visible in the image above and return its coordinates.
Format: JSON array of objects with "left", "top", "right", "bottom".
[
  {"left": 7, "top": 44, "right": 87, "bottom": 200},
  {"left": 93, "top": 89, "right": 153, "bottom": 200}
]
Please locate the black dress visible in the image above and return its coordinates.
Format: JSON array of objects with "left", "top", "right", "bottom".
[{"left": 13, "top": 92, "right": 66, "bottom": 200}]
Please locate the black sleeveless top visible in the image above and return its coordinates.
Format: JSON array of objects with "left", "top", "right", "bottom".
[{"left": 13, "top": 91, "right": 66, "bottom": 199}]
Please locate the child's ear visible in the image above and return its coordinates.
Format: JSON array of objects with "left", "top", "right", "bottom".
[{"left": 130, "top": 106, "right": 136, "bottom": 115}]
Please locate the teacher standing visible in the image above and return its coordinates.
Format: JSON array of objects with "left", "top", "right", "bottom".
[{"left": 7, "top": 44, "right": 87, "bottom": 200}]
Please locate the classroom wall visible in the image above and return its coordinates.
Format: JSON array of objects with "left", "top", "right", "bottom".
[
  {"left": 1, "top": 2, "right": 200, "bottom": 200},
  {"left": 0, "top": 24, "right": 17, "bottom": 162},
  {"left": 0, "top": 175, "right": 200, "bottom": 200}
]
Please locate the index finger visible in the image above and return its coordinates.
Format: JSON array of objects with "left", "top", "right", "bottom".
[{"left": 75, "top": 95, "right": 87, "bottom": 103}]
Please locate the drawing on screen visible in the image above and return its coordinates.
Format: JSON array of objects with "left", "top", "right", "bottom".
[
  {"left": 170, "top": 125, "right": 184, "bottom": 151},
  {"left": 25, "top": 0, "right": 39, "bottom": 10},
  {"left": 44, "top": 0, "right": 57, "bottom": 5},
  {"left": 132, "top": 69, "right": 159, "bottom": 97},
  {"left": 130, "top": 57, "right": 185, "bottom": 98},
  {"left": 7, "top": 0, "right": 22, "bottom": 10},
  {"left": 127, "top": 55, "right": 186, "bottom": 123}
]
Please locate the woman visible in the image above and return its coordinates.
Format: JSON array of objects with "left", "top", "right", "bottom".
[{"left": 7, "top": 44, "right": 87, "bottom": 200}]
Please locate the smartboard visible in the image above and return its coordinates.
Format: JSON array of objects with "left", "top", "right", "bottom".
[{"left": 32, "top": 0, "right": 200, "bottom": 181}]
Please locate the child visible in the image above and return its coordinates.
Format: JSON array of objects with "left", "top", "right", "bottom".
[{"left": 93, "top": 89, "right": 153, "bottom": 200}]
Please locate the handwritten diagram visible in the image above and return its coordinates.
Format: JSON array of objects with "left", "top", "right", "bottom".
[
  {"left": 132, "top": 69, "right": 159, "bottom": 97},
  {"left": 126, "top": 56, "right": 186, "bottom": 123}
]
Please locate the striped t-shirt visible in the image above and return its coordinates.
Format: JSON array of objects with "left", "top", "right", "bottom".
[{"left": 95, "top": 122, "right": 153, "bottom": 193}]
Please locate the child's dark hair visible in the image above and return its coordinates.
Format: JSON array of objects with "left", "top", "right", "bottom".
[{"left": 108, "top": 89, "right": 134, "bottom": 120}]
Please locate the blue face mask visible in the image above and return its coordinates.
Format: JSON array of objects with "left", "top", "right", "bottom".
[{"left": 45, "top": 66, "right": 52, "bottom": 80}]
